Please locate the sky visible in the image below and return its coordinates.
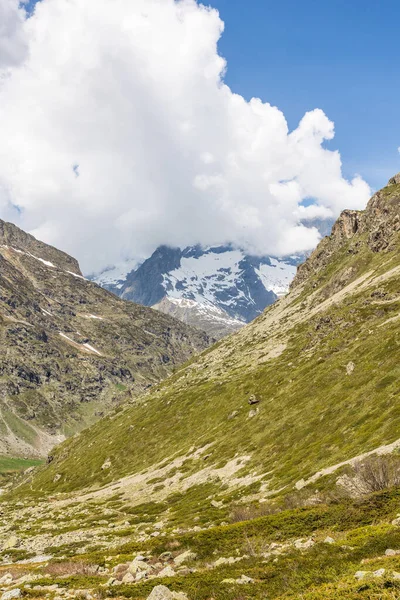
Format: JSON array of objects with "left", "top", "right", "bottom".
[
  {"left": 0, "top": 0, "right": 398, "bottom": 273},
  {"left": 210, "top": 0, "right": 400, "bottom": 188}
]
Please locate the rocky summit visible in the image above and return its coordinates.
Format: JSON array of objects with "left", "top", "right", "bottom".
[
  {"left": 0, "top": 220, "right": 210, "bottom": 460},
  {"left": 0, "top": 176, "right": 400, "bottom": 599},
  {"left": 92, "top": 244, "right": 300, "bottom": 339}
]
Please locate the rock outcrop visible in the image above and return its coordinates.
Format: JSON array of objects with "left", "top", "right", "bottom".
[{"left": 292, "top": 174, "right": 400, "bottom": 289}]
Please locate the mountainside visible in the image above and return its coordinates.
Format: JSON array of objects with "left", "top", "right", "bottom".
[
  {"left": 0, "top": 220, "right": 210, "bottom": 458},
  {"left": 2, "top": 176, "right": 400, "bottom": 599},
  {"left": 92, "top": 245, "right": 299, "bottom": 338},
  {"left": 27, "top": 174, "right": 400, "bottom": 503}
]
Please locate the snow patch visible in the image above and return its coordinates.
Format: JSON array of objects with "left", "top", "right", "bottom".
[
  {"left": 90, "top": 258, "right": 140, "bottom": 288},
  {"left": 255, "top": 258, "right": 297, "bottom": 297},
  {"left": 67, "top": 271, "right": 86, "bottom": 280},
  {"left": 82, "top": 343, "right": 102, "bottom": 356}
]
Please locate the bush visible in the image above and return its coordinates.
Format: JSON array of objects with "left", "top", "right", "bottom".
[{"left": 341, "top": 455, "right": 400, "bottom": 496}]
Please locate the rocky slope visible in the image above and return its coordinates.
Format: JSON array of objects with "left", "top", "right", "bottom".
[
  {"left": 25, "top": 174, "right": 400, "bottom": 503},
  {"left": 0, "top": 220, "right": 210, "bottom": 458},
  {"left": 92, "top": 245, "right": 299, "bottom": 338}
]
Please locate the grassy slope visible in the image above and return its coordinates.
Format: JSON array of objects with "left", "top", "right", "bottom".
[
  {"left": 6, "top": 487, "right": 400, "bottom": 600},
  {"left": 24, "top": 184, "right": 400, "bottom": 507}
]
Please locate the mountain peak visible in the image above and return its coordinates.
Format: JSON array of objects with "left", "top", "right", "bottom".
[
  {"left": 388, "top": 172, "right": 400, "bottom": 185},
  {"left": 0, "top": 219, "right": 82, "bottom": 275},
  {"left": 92, "top": 244, "right": 300, "bottom": 338},
  {"left": 292, "top": 178, "right": 400, "bottom": 289}
]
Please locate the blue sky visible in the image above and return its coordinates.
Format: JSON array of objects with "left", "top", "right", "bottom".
[{"left": 209, "top": 0, "right": 400, "bottom": 190}]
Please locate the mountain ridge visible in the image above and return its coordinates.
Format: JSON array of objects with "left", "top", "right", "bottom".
[{"left": 0, "top": 220, "right": 210, "bottom": 458}]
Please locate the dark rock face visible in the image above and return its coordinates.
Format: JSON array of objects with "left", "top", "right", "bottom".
[
  {"left": 120, "top": 246, "right": 182, "bottom": 306},
  {"left": 0, "top": 220, "right": 210, "bottom": 457}
]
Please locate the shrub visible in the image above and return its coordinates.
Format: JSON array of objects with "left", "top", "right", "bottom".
[{"left": 340, "top": 455, "right": 400, "bottom": 496}]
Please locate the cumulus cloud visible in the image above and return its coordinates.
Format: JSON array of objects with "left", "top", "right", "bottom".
[
  {"left": 0, "top": 0, "right": 371, "bottom": 272},
  {"left": 0, "top": 0, "right": 27, "bottom": 68}
]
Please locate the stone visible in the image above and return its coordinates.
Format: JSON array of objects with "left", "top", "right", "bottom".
[
  {"left": 385, "top": 549, "right": 398, "bottom": 556},
  {"left": 135, "top": 554, "right": 148, "bottom": 562},
  {"left": 392, "top": 517, "right": 400, "bottom": 526},
  {"left": 346, "top": 361, "right": 355, "bottom": 375},
  {"left": 101, "top": 458, "right": 111, "bottom": 470},
  {"left": 210, "top": 500, "right": 223, "bottom": 509},
  {"left": 2, "top": 535, "right": 18, "bottom": 550},
  {"left": 237, "top": 575, "right": 254, "bottom": 584},
  {"left": 122, "top": 572, "right": 135, "bottom": 584},
  {"left": 1, "top": 591, "right": 22, "bottom": 600},
  {"left": 248, "top": 408, "right": 259, "bottom": 419},
  {"left": 146, "top": 585, "right": 188, "bottom": 600},
  {"left": 294, "top": 538, "right": 315, "bottom": 550},
  {"left": 324, "top": 536, "right": 335, "bottom": 544},
  {"left": 159, "top": 551, "right": 173, "bottom": 561},
  {"left": 392, "top": 571, "right": 400, "bottom": 580},
  {"left": 373, "top": 568, "right": 385, "bottom": 577},
  {"left": 228, "top": 411, "right": 239, "bottom": 420},
  {"left": 128, "top": 559, "right": 151, "bottom": 575},
  {"left": 0, "top": 574, "right": 13, "bottom": 585},
  {"left": 174, "top": 550, "right": 197, "bottom": 566},
  {"left": 158, "top": 566, "right": 176, "bottom": 578},
  {"left": 248, "top": 395, "right": 260, "bottom": 405},
  {"left": 354, "top": 571, "right": 369, "bottom": 580},
  {"left": 214, "top": 557, "right": 237, "bottom": 567}
]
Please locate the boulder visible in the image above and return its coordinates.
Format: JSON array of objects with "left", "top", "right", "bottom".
[
  {"left": 122, "top": 572, "right": 135, "bottom": 583},
  {"left": 294, "top": 538, "right": 315, "bottom": 550},
  {"left": 248, "top": 408, "right": 259, "bottom": 419},
  {"left": 128, "top": 559, "right": 151, "bottom": 575},
  {"left": 385, "top": 549, "right": 398, "bottom": 556},
  {"left": 392, "top": 571, "right": 400, "bottom": 580},
  {"left": 1, "top": 590, "right": 22, "bottom": 600},
  {"left": 373, "top": 568, "right": 385, "bottom": 577},
  {"left": 248, "top": 395, "right": 260, "bottom": 405},
  {"left": 158, "top": 566, "right": 176, "bottom": 578},
  {"left": 237, "top": 575, "right": 253, "bottom": 584},
  {"left": 354, "top": 571, "right": 368, "bottom": 580},
  {"left": 174, "top": 550, "right": 197, "bottom": 566},
  {"left": 2, "top": 536, "right": 19, "bottom": 551},
  {"left": 346, "top": 361, "right": 355, "bottom": 375},
  {"left": 147, "top": 586, "right": 188, "bottom": 600}
]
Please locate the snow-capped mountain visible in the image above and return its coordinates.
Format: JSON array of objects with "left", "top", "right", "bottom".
[{"left": 91, "top": 245, "right": 301, "bottom": 338}]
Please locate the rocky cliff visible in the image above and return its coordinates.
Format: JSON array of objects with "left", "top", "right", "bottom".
[{"left": 292, "top": 174, "right": 400, "bottom": 290}]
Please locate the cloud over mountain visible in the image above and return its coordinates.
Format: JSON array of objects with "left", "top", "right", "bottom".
[{"left": 0, "top": 0, "right": 371, "bottom": 272}]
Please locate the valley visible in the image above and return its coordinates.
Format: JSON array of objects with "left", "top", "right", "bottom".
[{"left": 0, "top": 177, "right": 400, "bottom": 599}]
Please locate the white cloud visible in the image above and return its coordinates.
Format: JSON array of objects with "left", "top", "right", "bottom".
[
  {"left": 0, "top": 0, "right": 27, "bottom": 69},
  {"left": 0, "top": 0, "right": 371, "bottom": 273}
]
